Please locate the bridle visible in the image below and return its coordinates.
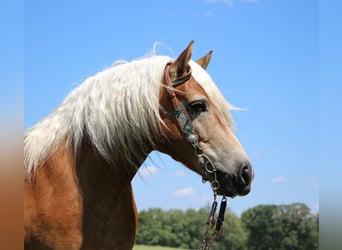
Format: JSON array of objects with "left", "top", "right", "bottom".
[
  {"left": 164, "top": 64, "right": 219, "bottom": 187},
  {"left": 164, "top": 63, "right": 227, "bottom": 250}
]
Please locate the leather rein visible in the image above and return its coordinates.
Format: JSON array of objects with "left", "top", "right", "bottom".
[{"left": 164, "top": 63, "right": 227, "bottom": 249}]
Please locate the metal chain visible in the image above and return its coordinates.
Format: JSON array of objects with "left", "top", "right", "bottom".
[
  {"left": 199, "top": 194, "right": 217, "bottom": 250},
  {"left": 199, "top": 195, "right": 227, "bottom": 250}
]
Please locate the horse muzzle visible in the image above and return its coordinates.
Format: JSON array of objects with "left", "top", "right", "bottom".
[{"left": 216, "top": 162, "right": 254, "bottom": 197}]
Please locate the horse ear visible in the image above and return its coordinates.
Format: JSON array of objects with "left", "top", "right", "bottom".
[
  {"left": 169, "top": 40, "right": 194, "bottom": 81},
  {"left": 196, "top": 50, "right": 213, "bottom": 70}
]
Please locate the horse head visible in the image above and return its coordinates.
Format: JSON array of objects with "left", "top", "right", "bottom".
[{"left": 157, "top": 41, "right": 254, "bottom": 197}]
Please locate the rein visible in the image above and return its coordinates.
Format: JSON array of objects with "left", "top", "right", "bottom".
[{"left": 164, "top": 64, "right": 227, "bottom": 249}]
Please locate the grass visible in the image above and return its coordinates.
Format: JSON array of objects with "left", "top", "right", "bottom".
[{"left": 133, "top": 245, "right": 188, "bottom": 250}]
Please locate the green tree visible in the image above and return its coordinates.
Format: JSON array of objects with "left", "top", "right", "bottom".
[
  {"left": 136, "top": 208, "right": 204, "bottom": 248},
  {"left": 277, "top": 203, "right": 319, "bottom": 250},
  {"left": 241, "top": 203, "right": 318, "bottom": 250},
  {"left": 213, "top": 208, "right": 248, "bottom": 250},
  {"left": 185, "top": 208, "right": 211, "bottom": 249},
  {"left": 136, "top": 203, "right": 318, "bottom": 250},
  {"left": 241, "top": 205, "right": 281, "bottom": 249},
  {"left": 165, "top": 209, "right": 190, "bottom": 248},
  {"left": 136, "top": 208, "right": 170, "bottom": 246}
]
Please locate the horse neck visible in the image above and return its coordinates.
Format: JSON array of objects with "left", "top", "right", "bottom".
[
  {"left": 72, "top": 138, "right": 145, "bottom": 244},
  {"left": 75, "top": 137, "right": 152, "bottom": 196}
]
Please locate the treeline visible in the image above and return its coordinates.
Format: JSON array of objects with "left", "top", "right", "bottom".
[{"left": 135, "top": 203, "right": 318, "bottom": 250}]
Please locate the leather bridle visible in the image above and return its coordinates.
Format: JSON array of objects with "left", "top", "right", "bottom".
[
  {"left": 163, "top": 63, "right": 227, "bottom": 249},
  {"left": 163, "top": 63, "right": 219, "bottom": 193}
]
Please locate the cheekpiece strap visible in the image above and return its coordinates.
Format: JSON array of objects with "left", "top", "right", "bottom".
[{"left": 164, "top": 64, "right": 198, "bottom": 150}]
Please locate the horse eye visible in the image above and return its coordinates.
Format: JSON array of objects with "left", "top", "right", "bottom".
[{"left": 189, "top": 101, "right": 207, "bottom": 113}]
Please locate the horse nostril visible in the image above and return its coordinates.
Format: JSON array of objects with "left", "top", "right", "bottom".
[{"left": 239, "top": 163, "right": 252, "bottom": 186}]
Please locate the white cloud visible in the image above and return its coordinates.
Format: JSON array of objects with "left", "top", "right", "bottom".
[
  {"left": 204, "top": 0, "right": 233, "bottom": 7},
  {"left": 173, "top": 187, "right": 194, "bottom": 197},
  {"left": 296, "top": 175, "right": 318, "bottom": 183},
  {"left": 272, "top": 176, "right": 287, "bottom": 184},
  {"left": 204, "top": 10, "right": 214, "bottom": 16},
  {"left": 201, "top": 194, "right": 212, "bottom": 203},
  {"left": 203, "top": 0, "right": 257, "bottom": 7},
  {"left": 138, "top": 165, "right": 159, "bottom": 178},
  {"left": 312, "top": 202, "right": 319, "bottom": 213},
  {"left": 307, "top": 176, "right": 317, "bottom": 182},
  {"left": 240, "top": 0, "right": 257, "bottom": 2},
  {"left": 250, "top": 147, "right": 280, "bottom": 160},
  {"left": 173, "top": 170, "right": 187, "bottom": 177}
]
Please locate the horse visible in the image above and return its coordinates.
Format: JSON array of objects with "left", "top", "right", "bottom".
[{"left": 24, "top": 41, "right": 253, "bottom": 249}]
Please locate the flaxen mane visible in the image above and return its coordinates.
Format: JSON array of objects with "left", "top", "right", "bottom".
[{"left": 24, "top": 56, "right": 234, "bottom": 178}]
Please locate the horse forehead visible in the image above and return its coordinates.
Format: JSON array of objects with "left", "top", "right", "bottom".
[{"left": 176, "top": 78, "right": 209, "bottom": 99}]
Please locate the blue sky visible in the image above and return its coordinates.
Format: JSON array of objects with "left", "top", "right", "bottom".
[{"left": 23, "top": 0, "right": 325, "bottom": 216}]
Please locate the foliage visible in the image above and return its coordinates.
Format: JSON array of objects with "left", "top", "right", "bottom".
[
  {"left": 241, "top": 203, "right": 319, "bottom": 250},
  {"left": 136, "top": 203, "right": 318, "bottom": 250},
  {"left": 136, "top": 206, "right": 247, "bottom": 249},
  {"left": 133, "top": 245, "right": 187, "bottom": 250}
]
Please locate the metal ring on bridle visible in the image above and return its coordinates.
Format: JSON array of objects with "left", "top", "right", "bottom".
[
  {"left": 205, "top": 160, "right": 215, "bottom": 174},
  {"left": 187, "top": 133, "right": 197, "bottom": 144},
  {"left": 211, "top": 180, "right": 220, "bottom": 191}
]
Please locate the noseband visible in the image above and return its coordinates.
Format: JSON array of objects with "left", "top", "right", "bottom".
[{"left": 164, "top": 63, "right": 227, "bottom": 249}]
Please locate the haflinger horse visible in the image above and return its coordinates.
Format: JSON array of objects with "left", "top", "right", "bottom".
[{"left": 24, "top": 41, "right": 253, "bottom": 249}]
